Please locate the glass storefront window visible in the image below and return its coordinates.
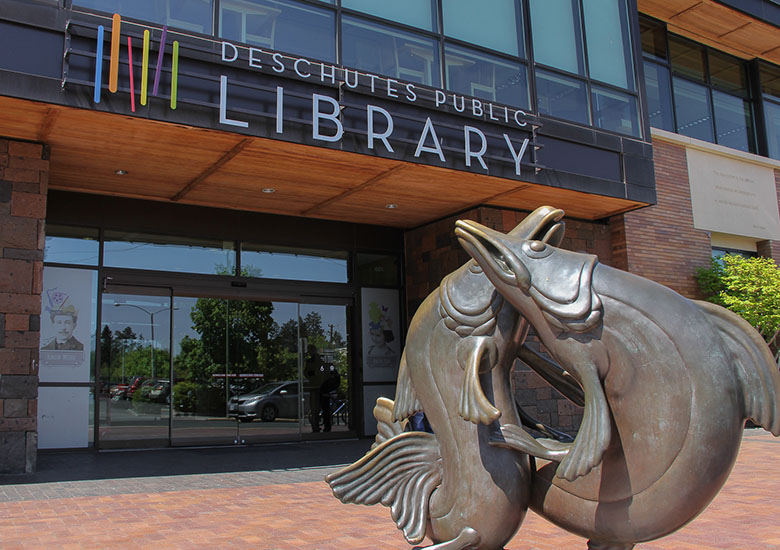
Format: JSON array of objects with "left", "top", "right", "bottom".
[
  {"left": 673, "top": 77, "right": 713, "bottom": 142},
  {"left": 591, "top": 86, "right": 639, "bottom": 137},
  {"left": 442, "top": 0, "right": 523, "bottom": 57},
  {"left": 342, "top": 0, "right": 435, "bottom": 31},
  {"left": 530, "top": 0, "right": 584, "bottom": 75},
  {"left": 713, "top": 91, "right": 753, "bottom": 153},
  {"left": 240, "top": 244, "right": 348, "bottom": 283},
  {"left": 44, "top": 225, "right": 99, "bottom": 266},
  {"left": 342, "top": 16, "right": 441, "bottom": 87},
  {"left": 583, "top": 0, "right": 634, "bottom": 90},
  {"left": 536, "top": 69, "right": 590, "bottom": 125},
  {"left": 219, "top": 0, "right": 336, "bottom": 62},
  {"left": 643, "top": 61, "right": 674, "bottom": 132},
  {"left": 669, "top": 36, "right": 706, "bottom": 82},
  {"left": 73, "top": 0, "right": 213, "bottom": 34},
  {"left": 104, "top": 231, "right": 236, "bottom": 275},
  {"left": 445, "top": 44, "right": 529, "bottom": 108}
]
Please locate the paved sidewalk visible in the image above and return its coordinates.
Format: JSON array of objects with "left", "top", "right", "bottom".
[{"left": 0, "top": 431, "right": 778, "bottom": 549}]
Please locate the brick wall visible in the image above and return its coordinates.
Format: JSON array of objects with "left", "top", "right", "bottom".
[
  {"left": 0, "top": 139, "right": 48, "bottom": 474},
  {"left": 611, "top": 139, "right": 712, "bottom": 298},
  {"left": 404, "top": 206, "right": 613, "bottom": 435},
  {"left": 756, "top": 169, "right": 780, "bottom": 265}
]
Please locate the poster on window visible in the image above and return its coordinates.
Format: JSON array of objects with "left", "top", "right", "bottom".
[
  {"left": 39, "top": 267, "right": 94, "bottom": 382},
  {"left": 360, "top": 288, "right": 401, "bottom": 383}
]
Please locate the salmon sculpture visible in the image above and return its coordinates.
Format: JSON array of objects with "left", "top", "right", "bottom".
[
  {"left": 455, "top": 209, "right": 780, "bottom": 550},
  {"left": 326, "top": 207, "right": 569, "bottom": 550}
]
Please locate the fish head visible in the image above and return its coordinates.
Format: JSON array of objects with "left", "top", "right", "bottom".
[
  {"left": 456, "top": 208, "right": 602, "bottom": 335},
  {"left": 455, "top": 207, "right": 564, "bottom": 305}
]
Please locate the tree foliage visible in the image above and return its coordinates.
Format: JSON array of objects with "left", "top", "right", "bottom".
[{"left": 695, "top": 254, "right": 780, "bottom": 361}]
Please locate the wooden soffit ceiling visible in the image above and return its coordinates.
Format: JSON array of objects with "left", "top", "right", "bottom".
[
  {"left": 0, "top": 96, "right": 642, "bottom": 228},
  {"left": 638, "top": 0, "right": 780, "bottom": 64}
]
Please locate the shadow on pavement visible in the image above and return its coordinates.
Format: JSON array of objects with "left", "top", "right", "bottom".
[{"left": 0, "top": 438, "right": 373, "bottom": 485}]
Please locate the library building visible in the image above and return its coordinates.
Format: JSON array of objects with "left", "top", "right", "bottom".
[{"left": 0, "top": 0, "right": 779, "bottom": 473}]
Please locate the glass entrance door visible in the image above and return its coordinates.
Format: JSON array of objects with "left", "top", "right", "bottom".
[
  {"left": 171, "top": 297, "right": 304, "bottom": 446},
  {"left": 299, "top": 302, "right": 350, "bottom": 437},
  {"left": 99, "top": 289, "right": 352, "bottom": 448},
  {"left": 99, "top": 288, "right": 173, "bottom": 448}
]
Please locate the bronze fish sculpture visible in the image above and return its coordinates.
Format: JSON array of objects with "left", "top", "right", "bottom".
[
  {"left": 326, "top": 207, "right": 567, "bottom": 550},
  {"left": 455, "top": 213, "right": 780, "bottom": 550}
]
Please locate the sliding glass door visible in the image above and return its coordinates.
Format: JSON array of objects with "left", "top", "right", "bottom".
[{"left": 99, "top": 287, "right": 351, "bottom": 448}]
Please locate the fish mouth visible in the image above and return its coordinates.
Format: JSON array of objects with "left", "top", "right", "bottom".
[{"left": 455, "top": 207, "right": 564, "bottom": 286}]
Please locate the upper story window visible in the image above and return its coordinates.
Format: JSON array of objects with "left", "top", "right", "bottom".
[
  {"left": 73, "top": 0, "right": 213, "bottom": 34},
  {"left": 341, "top": 16, "right": 441, "bottom": 88},
  {"left": 530, "top": 0, "right": 640, "bottom": 137},
  {"left": 219, "top": 0, "right": 336, "bottom": 62},
  {"left": 760, "top": 63, "right": 780, "bottom": 161},
  {"left": 73, "top": 0, "right": 642, "bottom": 139},
  {"left": 640, "top": 17, "right": 756, "bottom": 154},
  {"left": 342, "top": 0, "right": 436, "bottom": 32}
]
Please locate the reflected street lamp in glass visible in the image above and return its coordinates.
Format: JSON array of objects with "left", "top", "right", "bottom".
[{"left": 114, "top": 302, "right": 176, "bottom": 379}]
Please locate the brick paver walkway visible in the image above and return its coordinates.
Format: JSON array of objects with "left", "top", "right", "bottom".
[{"left": 0, "top": 430, "right": 778, "bottom": 549}]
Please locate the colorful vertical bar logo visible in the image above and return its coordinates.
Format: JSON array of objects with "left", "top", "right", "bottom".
[
  {"left": 93, "top": 17, "right": 180, "bottom": 113},
  {"left": 141, "top": 30, "right": 150, "bottom": 106},
  {"left": 171, "top": 41, "right": 179, "bottom": 110},
  {"left": 108, "top": 14, "right": 121, "bottom": 93},
  {"left": 93, "top": 25, "right": 104, "bottom": 103}
]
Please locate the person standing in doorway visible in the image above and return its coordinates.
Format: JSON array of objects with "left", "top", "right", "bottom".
[{"left": 304, "top": 344, "right": 326, "bottom": 432}]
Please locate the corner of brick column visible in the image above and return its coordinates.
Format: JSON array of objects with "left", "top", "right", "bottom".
[{"left": 0, "top": 138, "right": 48, "bottom": 474}]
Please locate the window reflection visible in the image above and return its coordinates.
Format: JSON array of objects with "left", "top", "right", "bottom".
[
  {"left": 536, "top": 69, "right": 590, "bottom": 125},
  {"left": 241, "top": 244, "right": 348, "bottom": 283},
  {"left": 765, "top": 101, "right": 780, "bottom": 160},
  {"left": 442, "top": 0, "right": 522, "bottom": 57},
  {"left": 669, "top": 36, "right": 706, "bottom": 82},
  {"left": 104, "top": 231, "right": 236, "bottom": 275},
  {"left": 219, "top": 0, "right": 335, "bottom": 62},
  {"left": 591, "top": 86, "right": 639, "bottom": 137},
  {"left": 342, "top": 0, "right": 435, "bottom": 31},
  {"left": 342, "top": 16, "right": 441, "bottom": 87},
  {"left": 713, "top": 91, "right": 753, "bottom": 153},
  {"left": 530, "top": 0, "right": 584, "bottom": 75},
  {"left": 673, "top": 77, "right": 713, "bottom": 142},
  {"left": 643, "top": 61, "right": 674, "bottom": 132},
  {"left": 44, "top": 225, "right": 99, "bottom": 266},
  {"left": 73, "top": 0, "right": 213, "bottom": 33},
  {"left": 445, "top": 44, "right": 529, "bottom": 108},
  {"left": 583, "top": 0, "right": 634, "bottom": 90}
]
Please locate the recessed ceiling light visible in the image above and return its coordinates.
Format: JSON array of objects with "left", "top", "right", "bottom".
[
  {"left": 115, "top": 169, "right": 128, "bottom": 175},
  {"left": 262, "top": 188, "right": 276, "bottom": 194},
  {"left": 385, "top": 203, "right": 399, "bottom": 209}
]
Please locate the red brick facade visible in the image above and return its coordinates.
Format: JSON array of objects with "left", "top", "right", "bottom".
[
  {"left": 611, "top": 139, "right": 712, "bottom": 299},
  {"left": 757, "top": 169, "right": 780, "bottom": 265},
  {"left": 0, "top": 139, "right": 48, "bottom": 474}
]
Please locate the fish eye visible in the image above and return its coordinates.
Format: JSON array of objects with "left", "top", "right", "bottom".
[{"left": 523, "top": 240, "right": 553, "bottom": 258}]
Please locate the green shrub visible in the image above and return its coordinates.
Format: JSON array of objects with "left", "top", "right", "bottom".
[{"left": 696, "top": 254, "right": 780, "bottom": 362}]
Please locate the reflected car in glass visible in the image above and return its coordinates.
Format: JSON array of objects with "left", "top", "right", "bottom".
[{"left": 229, "top": 381, "right": 299, "bottom": 422}]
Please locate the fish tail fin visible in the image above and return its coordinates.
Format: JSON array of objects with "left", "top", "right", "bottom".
[
  {"left": 325, "top": 432, "right": 442, "bottom": 544},
  {"left": 373, "top": 397, "right": 404, "bottom": 449},
  {"left": 696, "top": 301, "right": 780, "bottom": 435},
  {"left": 393, "top": 351, "right": 422, "bottom": 422}
]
